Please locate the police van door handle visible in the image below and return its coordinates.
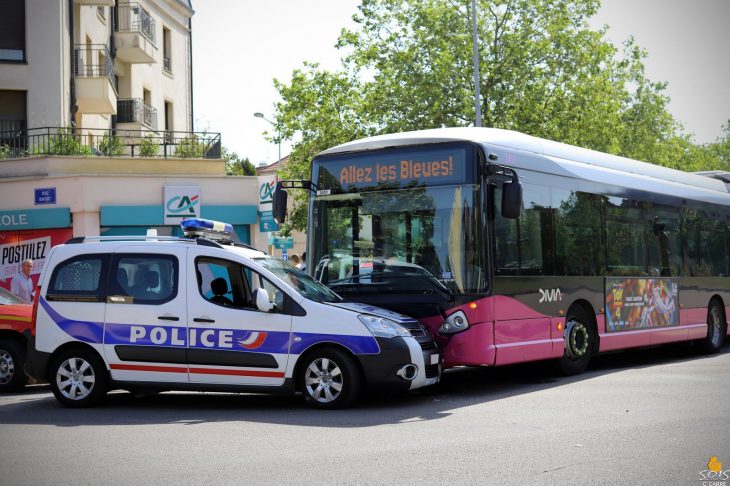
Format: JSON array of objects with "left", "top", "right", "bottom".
[
  {"left": 193, "top": 317, "right": 215, "bottom": 323},
  {"left": 158, "top": 315, "right": 180, "bottom": 321}
]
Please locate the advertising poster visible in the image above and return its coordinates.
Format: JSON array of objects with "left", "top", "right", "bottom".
[
  {"left": 605, "top": 278, "right": 679, "bottom": 332},
  {"left": 0, "top": 229, "right": 73, "bottom": 292}
]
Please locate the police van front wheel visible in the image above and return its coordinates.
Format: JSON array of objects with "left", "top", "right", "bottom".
[
  {"left": 300, "top": 348, "right": 361, "bottom": 409},
  {"left": 50, "top": 348, "right": 108, "bottom": 408}
]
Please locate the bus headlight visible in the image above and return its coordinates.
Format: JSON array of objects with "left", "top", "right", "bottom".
[
  {"left": 358, "top": 314, "right": 411, "bottom": 338},
  {"left": 439, "top": 310, "right": 469, "bottom": 335}
]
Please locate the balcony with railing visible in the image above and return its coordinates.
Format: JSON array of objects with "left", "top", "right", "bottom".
[
  {"left": 114, "top": 3, "right": 157, "bottom": 63},
  {"left": 74, "top": 45, "right": 117, "bottom": 114},
  {"left": 0, "top": 127, "right": 222, "bottom": 161},
  {"left": 75, "top": 0, "right": 114, "bottom": 6},
  {"left": 116, "top": 99, "right": 158, "bottom": 131}
]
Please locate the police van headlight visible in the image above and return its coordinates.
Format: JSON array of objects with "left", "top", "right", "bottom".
[
  {"left": 358, "top": 314, "right": 411, "bottom": 338},
  {"left": 439, "top": 310, "right": 469, "bottom": 335}
]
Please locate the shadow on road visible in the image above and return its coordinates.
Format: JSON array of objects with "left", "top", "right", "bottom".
[{"left": 0, "top": 341, "right": 727, "bottom": 428}]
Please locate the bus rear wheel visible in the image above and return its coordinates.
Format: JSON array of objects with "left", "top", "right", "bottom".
[
  {"left": 698, "top": 301, "right": 726, "bottom": 354},
  {"left": 556, "top": 307, "right": 596, "bottom": 376}
]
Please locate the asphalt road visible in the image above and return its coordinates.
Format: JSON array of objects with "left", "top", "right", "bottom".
[{"left": 1, "top": 342, "right": 729, "bottom": 486}]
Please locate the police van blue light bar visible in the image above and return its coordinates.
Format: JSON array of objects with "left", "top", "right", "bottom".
[{"left": 180, "top": 218, "right": 233, "bottom": 241}]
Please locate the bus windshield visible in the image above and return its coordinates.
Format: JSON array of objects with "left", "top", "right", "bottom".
[{"left": 310, "top": 147, "right": 487, "bottom": 295}]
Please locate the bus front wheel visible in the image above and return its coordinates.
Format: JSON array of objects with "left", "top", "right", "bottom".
[{"left": 556, "top": 307, "right": 596, "bottom": 376}]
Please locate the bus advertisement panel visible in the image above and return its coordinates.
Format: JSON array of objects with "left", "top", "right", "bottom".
[{"left": 605, "top": 278, "right": 679, "bottom": 332}]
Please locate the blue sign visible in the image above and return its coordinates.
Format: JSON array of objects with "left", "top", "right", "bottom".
[
  {"left": 259, "top": 210, "right": 280, "bottom": 232},
  {"left": 34, "top": 187, "right": 56, "bottom": 205},
  {"left": 274, "top": 237, "right": 293, "bottom": 249}
]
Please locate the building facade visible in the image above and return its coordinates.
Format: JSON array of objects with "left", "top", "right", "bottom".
[
  {"left": 0, "top": 1, "right": 261, "bottom": 293},
  {"left": 0, "top": 0, "right": 194, "bottom": 134}
]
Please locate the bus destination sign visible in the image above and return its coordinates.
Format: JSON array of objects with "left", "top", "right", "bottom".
[{"left": 317, "top": 147, "right": 468, "bottom": 192}]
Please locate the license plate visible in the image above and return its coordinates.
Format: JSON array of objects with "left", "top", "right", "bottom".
[{"left": 430, "top": 354, "right": 440, "bottom": 365}]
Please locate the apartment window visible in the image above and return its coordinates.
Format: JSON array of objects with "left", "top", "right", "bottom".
[
  {"left": 0, "top": 90, "right": 27, "bottom": 135},
  {"left": 162, "top": 27, "right": 171, "bottom": 74},
  {"left": 143, "top": 88, "right": 152, "bottom": 108},
  {"left": 164, "top": 101, "right": 173, "bottom": 141},
  {"left": 0, "top": 0, "right": 26, "bottom": 62}
]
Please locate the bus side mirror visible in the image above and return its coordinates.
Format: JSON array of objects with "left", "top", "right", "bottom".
[
  {"left": 273, "top": 184, "right": 288, "bottom": 224},
  {"left": 501, "top": 181, "right": 522, "bottom": 219}
]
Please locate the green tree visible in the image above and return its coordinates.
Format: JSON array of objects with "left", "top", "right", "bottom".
[
  {"left": 223, "top": 147, "right": 256, "bottom": 175},
  {"left": 703, "top": 120, "right": 730, "bottom": 168},
  {"left": 274, "top": 0, "right": 719, "bottom": 230}
]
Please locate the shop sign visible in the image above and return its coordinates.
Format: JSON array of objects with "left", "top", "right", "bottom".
[
  {"left": 0, "top": 208, "right": 70, "bottom": 231},
  {"left": 164, "top": 186, "right": 201, "bottom": 225},
  {"left": 259, "top": 210, "right": 279, "bottom": 232}
]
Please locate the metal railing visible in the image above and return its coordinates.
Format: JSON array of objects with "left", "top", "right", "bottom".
[
  {"left": 0, "top": 127, "right": 221, "bottom": 159},
  {"left": 117, "top": 99, "right": 158, "bottom": 130},
  {"left": 73, "top": 45, "right": 115, "bottom": 86},
  {"left": 115, "top": 3, "right": 156, "bottom": 46},
  {"left": 163, "top": 55, "right": 171, "bottom": 73}
]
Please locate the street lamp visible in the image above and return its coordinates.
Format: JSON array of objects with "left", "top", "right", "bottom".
[
  {"left": 253, "top": 112, "right": 282, "bottom": 162},
  {"left": 471, "top": 0, "right": 482, "bottom": 127}
]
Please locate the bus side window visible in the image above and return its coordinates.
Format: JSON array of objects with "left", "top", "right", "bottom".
[
  {"left": 683, "top": 208, "right": 701, "bottom": 276},
  {"left": 552, "top": 189, "right": 605, "bottom": 276},
  {"left": 605, "top": 197, "right": 646, "bottom": 276},
  {"left": 646, "top": 204, "right": 681, "bottom": 277},
  {"left": 495, "top": 183, "right": 552, "bottom": 275}
]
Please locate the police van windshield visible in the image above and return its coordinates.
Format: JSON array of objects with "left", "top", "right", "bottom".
[{"left": 254, "top": 257, "right": 342, "bottom": 304}]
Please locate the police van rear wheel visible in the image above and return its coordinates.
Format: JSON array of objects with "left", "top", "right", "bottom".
[
  {"left": 50, "top": 348, "right": 108, "bottom": 408},
  {"left": 0, "top": 339, "right": 28, "bottom": 392},
  {"left": 300, "top": 348, "right": 361, "bottom": 409}
]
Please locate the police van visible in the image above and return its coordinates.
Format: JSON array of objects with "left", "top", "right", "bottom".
[{"left": 28, "top": 219, "right": 440, "bottom": 409}]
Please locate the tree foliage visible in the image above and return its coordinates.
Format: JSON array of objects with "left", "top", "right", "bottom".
[
  {"left": 223, "top": 147, "right": 256, "bottom": 176},
  {"left": 274, "top": 0, "right": 728, "bottom": 229}
]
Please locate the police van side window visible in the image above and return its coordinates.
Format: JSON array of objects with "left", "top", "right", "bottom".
[
  {"left": 195, "top": 257, "right": 249, "bottom": 308},
  {"left": 47, "top": 254, "right": 109, "bottom": 302},
  {"left": 109, "top": 254, "right": 178, "bottom": 305},
  {"left": 244, "top": 267, "right": 285, "bottom": 311}
]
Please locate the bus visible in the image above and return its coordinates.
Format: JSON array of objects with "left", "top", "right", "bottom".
[{"left": 273, "top": 127, "right": 730, "bottom": 374}]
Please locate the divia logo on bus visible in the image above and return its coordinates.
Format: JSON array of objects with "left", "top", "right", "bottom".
[
  {"left": 699, "top": 456, "right": 729, "bottom": 485},
  {"left": 164, "top": 186, "right": 200, "bottom": 223},
  {"left": 539, "top": 288, "right": 562, "bottom": 303}
]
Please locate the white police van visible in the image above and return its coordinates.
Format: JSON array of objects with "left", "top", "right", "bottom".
[{"left": 29, "top": 219, "right": 440, "bottom": 408}]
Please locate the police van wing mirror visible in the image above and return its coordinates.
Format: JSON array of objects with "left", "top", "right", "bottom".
[
  {"left": 254, "top": 288, "right": 274, "bottom": 312},
  {"left": 501, "top": 179, "right": 522, "bottom": 219},
  {"left": 272, "top": 184, "right": 288, "bottom": 224}
]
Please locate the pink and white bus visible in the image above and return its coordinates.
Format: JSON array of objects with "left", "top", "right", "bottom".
[{"left": 275, "top": 127, "right": 729, "bottom": 374}]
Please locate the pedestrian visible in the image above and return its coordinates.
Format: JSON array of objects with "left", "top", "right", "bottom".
[
  {"left": 289, "top": 253, "right": 301, "bottom": 267},
  {"left": 11, "top": 258, "right": 34, "bottom": 304},
  {"left": 300, "top": 251, "right": 306, "bottom": 271}
]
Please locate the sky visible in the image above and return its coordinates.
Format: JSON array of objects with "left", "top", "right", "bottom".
[{"left": 192, "top": 0, "right": 730, "bottom": 166}]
